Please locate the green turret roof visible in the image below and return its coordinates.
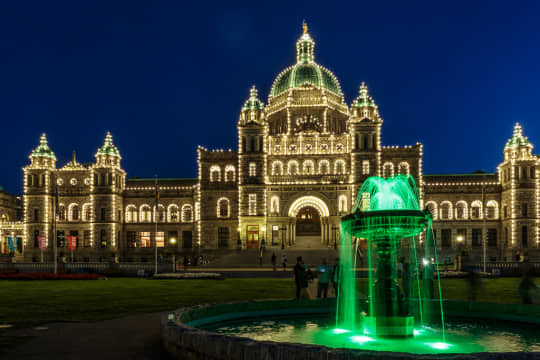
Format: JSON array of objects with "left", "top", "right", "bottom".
[
  {"left": 30, "top": 134, "right": 57, "bottom": 160},
  {"left": 270, "top": 23, "right": 342, "bottom": 98},
  {"left": 505, "top": 123, "right": 531, "bottom": 149},
  {"left": 352, "top": 82, "right": 377, "bottom": 108},
  {"left": 96, "top": 132, "right": 121, "bottom": 158},
  {"left": 242, "top": 86, "right": 264, "bottom": 111}
]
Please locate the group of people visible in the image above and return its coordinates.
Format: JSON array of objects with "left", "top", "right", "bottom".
[{"left": 293, "top": 257, "right": 339, "bottom": 299}]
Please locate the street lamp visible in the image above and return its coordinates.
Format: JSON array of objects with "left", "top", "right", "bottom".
[
  {"left": 169, "top": 237, "right": 177, "bottom": 273},
  {"left": 456, "top": 235, "right": 464, "bottom": 271}
]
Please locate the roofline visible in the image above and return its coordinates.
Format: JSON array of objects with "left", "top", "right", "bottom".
[
  {"left": 423, "top": 173, "right": 497, "bottom": 177},
  {"left": 127, "top": 177, "right": 197, "bottom": 182}
]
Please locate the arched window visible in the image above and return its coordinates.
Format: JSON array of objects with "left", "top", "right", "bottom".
[
  {"left": 334, "top": 159, "right": 346, "bottom": 174},
  {"left": 270, "top": 196, "right": 279, "bottom": 214},
  {"left": 318, "top": 160, "right": 330, "bottom": 175},
  {"left": 58, "top": 204, "right": 66, "bottom": 221},
  {"left": 82, "top": 204, "right": 93, "bottom": 221},
  {"left": 287, "top": 160, "right": 299, "bottom": 175},
  {"left": 125, "top": 205, "right": 137, "bottom": 223},
  {"left": 224, "top": 165, "right": 235, "bottom": 182},
  {"left": 338, "top": 195, "right": 348, "bottom": 213},
  {"left": 181, "top": 204, "right": 193, "bottom": 223},
  {"left": 471, "top": 200, "right": 483, "bottom": 220},
  {"left": 455, "top": 201, "right": 468, "bottom": 220},
  {"left": 440, "top": 201, "right": 452, "bottom": 220},
  {"left": 217, "top": 198, "right": 230, "bottom": 218},
  {"left": 272, "top": 161, "right": 283, "bottom": 176},
  {"left": 209, "top": 165, "right": 221, "bottom": 182},
  {"left": 140, "top": 205, "right": 152, "bottom": 223},
  {"left": 68, "top": 203, "right": 79, "bottom": 221},
  {"left": 168, "top": 204, "right": 179, "bottom": 222},
  {"left": 303, "top": 160, "right": 315, "bottom": 175},
  {"left": 486, "top": 200, "right": 498, "bottom": 220},
  {"left": 383, "top": 162, "right": 394, "bottom": 178},
  {"left": 154, "top": 204, "right": 166, "bottom": 223},
  {"left": 426, "top": 201, "right": 438, "bottom": 220},
  {"left": 398, "top": 162, "right": 410, "bottom": 175}
]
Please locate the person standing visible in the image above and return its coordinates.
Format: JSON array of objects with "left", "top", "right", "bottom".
[
  {"left": 271, "top": 252, "right": 277, "bottom": 272},
  {"left": 281, "top": 253, "right": 288, "bottom": 271},
  {"left": 293, "top": 256, "right": 308, "bottom": 298},
  {"left": 316, "top": 258, "right": 331, "bottom": 298}
]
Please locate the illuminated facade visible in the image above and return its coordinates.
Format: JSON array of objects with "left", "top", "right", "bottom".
[{"left": 16, "top": 25, "right": 540, "bottom": 261}]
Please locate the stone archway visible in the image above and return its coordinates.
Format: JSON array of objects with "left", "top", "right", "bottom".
[{"left": 288, "top": 196, "right": 330, "bottom": 248}]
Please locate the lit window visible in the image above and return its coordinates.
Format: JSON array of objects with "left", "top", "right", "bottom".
[
  {"left": 155, "top": 232, "right": 164, "bottom": 248},
  {"left": 440, "top": 201, "right": 452, "bottom": 220},
  {"left": 455, "top": 201, "right": 468, "bottom": 220},
  {"left": 398, "top": 162, "right": 409, "bottom": 175},
  {"left": 272, "top": 161, "right": 283, "bottom": 175},
  {"left": 224, "top": 165, "right": 235, "bottom": 182},
  {"left": 383, "top": 162, "right": 394, "bottom": 178},
  {"left": 217, "top": 198, "right": 230, "bottom": 218},
  {"left": 270, "top": 196, "right": 279, "bottom": 213},
  {"left": 471, "top": 201, "right": 482, "bottom": 220},
  {"left": 334, "top": 160, "right": 346, "bottom": 174},
  {"left": 338, "top": 195, "right": 347, "bottom": 213},
  {"left": 168, "top": 204, "right": 179, "bottom": 222},
  {"left": 287, "top": 161, "right": 299, "bottom": 175},
  {"left": 181, "top": 204, "right": 193, "bottom": 222},
  {"left": 362, "top": 160, "right": 370, "bottom": 175},
  {"left": 140, "top": 231, "right": 151, "bottom": 247},
  {"left": 249, "top": 194, "right": 257, "bottom": 215},
  {"left": 210, "top": 165, "right": 221, "bottom": 182},
  {"left": 140, "top": 205, "right": 152, "bottom": 223},
  {"left": 303, "top": 160, "right": 314, "bottom": 175},
  {"left": 318, "top": 160, "right": 330, "bottom": 175},
  {"left": 249, "top": 162, "right": 256, "bottom": 177},
  {"left": 126, "top": 205, "right": 137, "bottom": 223}
]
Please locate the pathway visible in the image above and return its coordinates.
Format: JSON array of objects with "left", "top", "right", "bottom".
[{"left": 1, "top": 312, "right": 169, "bottom": 360}]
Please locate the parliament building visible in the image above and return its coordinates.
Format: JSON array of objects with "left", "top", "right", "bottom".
[{"left": 2, "top": 25, "right": 539, "bottom": 262}]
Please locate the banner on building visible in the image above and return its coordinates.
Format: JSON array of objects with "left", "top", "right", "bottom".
[
  {"left": 68, "top": 236, "right": 77, "bottom": 251},
  {"left": 38, "top": 236, "right": 47, "bottom": 251},
  {"left": 7, "top": 237, "right": 17, "bottom": 252}
]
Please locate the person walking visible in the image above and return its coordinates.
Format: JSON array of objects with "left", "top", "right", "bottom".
[
  {"left": 293, "top": 256, "right": 308, "bottom": 299},
  {"left": 332, "top": 258, "right": 340, "bottom": 296},
  {"left": 271, "top": 252, "right": 277, "bottom": 272},
  {"left": 316, "top": 258, "right": 331, "bottom": 298},
  {"left": 281, "top": 253, "right": 288, "bottom": 271}
]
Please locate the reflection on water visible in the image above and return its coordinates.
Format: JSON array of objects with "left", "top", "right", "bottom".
[{"left": 200, "top": 316, "right": 540, "bottom": 354}]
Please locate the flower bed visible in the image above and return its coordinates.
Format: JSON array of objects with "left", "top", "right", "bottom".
[
  {"left": 152, "top": 272, "right": 224, "bottom": 280},
  {"left": 0, "top": 272, "right": 105, "bottom": 280}
]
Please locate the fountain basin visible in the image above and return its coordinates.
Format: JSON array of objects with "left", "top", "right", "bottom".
[{"left": 161, "top": 299, "right": 540, "bottom": 360}]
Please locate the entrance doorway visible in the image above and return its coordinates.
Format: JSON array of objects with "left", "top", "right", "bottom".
[
  {"left": 246, "top": 225, "right": 259, "bottom": 249},
  {"left": 296, "top": 206, "right": 321, "bottom": 236}
]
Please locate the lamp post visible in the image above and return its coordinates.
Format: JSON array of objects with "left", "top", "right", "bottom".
[
  {"left": 170, "top": 237, "right": 177, "bottom": 273},
  {"left": 280, "top": 226, "right": 286, "bottom": 250},
  {"left": 456, "top": 235, "right": 464, "bottom": 271}
]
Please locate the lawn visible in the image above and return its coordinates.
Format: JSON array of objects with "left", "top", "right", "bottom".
[{"left": 0, "top": 277, "right": 528, "bottom": 328}]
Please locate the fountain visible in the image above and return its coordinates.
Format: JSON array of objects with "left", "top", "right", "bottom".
[{"left": 162, "top": 175, "right": 540, "bottom": 359}]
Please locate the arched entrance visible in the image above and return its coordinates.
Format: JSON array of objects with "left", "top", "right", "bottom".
[{"left": 288, "top": 196, "right": 330, "bottom": 248}]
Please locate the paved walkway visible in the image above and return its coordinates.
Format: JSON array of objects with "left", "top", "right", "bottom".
[{"left": 1, "top": 312, "right": 170, "bottom": 360}]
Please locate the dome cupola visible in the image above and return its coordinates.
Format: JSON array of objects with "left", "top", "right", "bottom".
[
  {"left": 351, "top": 82, "right": 381, "bottom": 122},
  {"left": 29, "top": 133, "right": 57, "bottom": 168},
  {"left": 95, "top": 132, "right": 121, "bottom": 167},
  {"left": 504, "top": 123, "right": 533, "bottom": 160},
  {"left": 239, "top": 86, "right": 265, "bottom": 126}
]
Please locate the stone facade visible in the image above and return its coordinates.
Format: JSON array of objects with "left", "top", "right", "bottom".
[
  {"left": 0, "top": 188, "right": 23, "bottom": 255},
  {"left": 13, "top": 26, "right": 540, "bottom": 261}
]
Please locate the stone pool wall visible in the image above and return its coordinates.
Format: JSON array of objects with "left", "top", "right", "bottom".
[{"left": 161, "top": 299, "right": 540, "bottom": 360}]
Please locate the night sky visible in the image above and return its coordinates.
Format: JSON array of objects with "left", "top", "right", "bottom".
[{"left": 1, "top": 1, "right": 539, "bottom": 194}]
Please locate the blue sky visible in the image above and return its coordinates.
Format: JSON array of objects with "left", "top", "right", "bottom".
[{"left": 1, "top": 1, "right": 539, "bottom": 193}]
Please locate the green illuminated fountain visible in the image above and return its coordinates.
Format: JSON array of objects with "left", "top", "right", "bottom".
[{"left": 337, "top": 175, "right": 444, "bottom": 339}]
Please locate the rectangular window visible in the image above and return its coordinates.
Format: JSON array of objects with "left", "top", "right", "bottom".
[
  {"left": 33, "top": 229, "right": 39, "bottom": 248},
  {"left": 139, "top": 231, "right": 151, "bottom": 247},
  {"left": 503, "top": 206, "right": 508, "bottom": 218},
  {"left": 472, "top": 229, "right": 482, "bottom": 247},
  {"left": 487, "top": 228, "right": 497, "bottom": 247},
  {"left": 218, "top": 227, "right": 229, "bottom": 248},
  {"left": 83, "top": 230, "right": 91, "bottom": 247},
  {"left": 530, "top": 167, "right": 536, "bottom": 179},
  {"left": 515, "top": 166, "right": 519, "bottom": 180},
  {"left": 100, "top": 230, "right": 107, "bottom": 248},
  {"left": 522, "top": 203, "right": 528, "bottom": 217},
  {"left": 57, "top": 230, "right": 65, "bottom": 247},
  {"left": 69, "top": 230, "right": 79, "bottom": 248},
  {"left": 100, "top": 208, "right": 106, "bottom": 221},
  {"left": 522, "top": 226, "right": 528, "bottom": 247},
  {"left": 441, "top": 229, "right": 451, "bottom": 247},
  {"left": 127, "top": 231, "right": 137, "bottom": 248},
  {"left": 168, "top": 231, "right": 178, "bottom": 247},
  {"left": 34, "top": 209, "right": 39, "bottom": 222},
  {"left": 362, "top": 160, "right": 370, "bottom": 175},
  {"left": 155, "top": 231, "right": 164, "bottom": 248},
  {"left": 249, "top": 162, "right": 256, "bottom": 177},
  {"left": 182, "top": 231, "right": 192, "bottom": 249},
  {"left": 248, "top": 194, "right": 257, "bottom": 215}
]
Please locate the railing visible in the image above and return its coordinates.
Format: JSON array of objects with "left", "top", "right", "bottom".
[{"left": 269, "top": 175, "right": 348, "bottom": 183}]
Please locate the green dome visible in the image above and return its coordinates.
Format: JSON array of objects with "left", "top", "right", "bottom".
[
  {"left": 30, "top": 134, "right": 57, "bottom": 160},
  {"left": 505, "top": 123, "right": 532, "bottom": 149},
  {"left": 96, "top": 132, "right": 121, "bottom": 158},
  {"left": 270, "top": 28, "right": 342, "bottom": 98}
]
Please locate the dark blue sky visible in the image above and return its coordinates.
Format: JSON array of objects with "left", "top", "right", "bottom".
[{"left": 1, "top": 1, "right": 539, "bottom": 194}]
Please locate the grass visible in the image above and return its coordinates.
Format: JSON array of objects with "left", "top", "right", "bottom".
[{"left": 0, "top": 277, "right": 528, "bottom": 328}]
